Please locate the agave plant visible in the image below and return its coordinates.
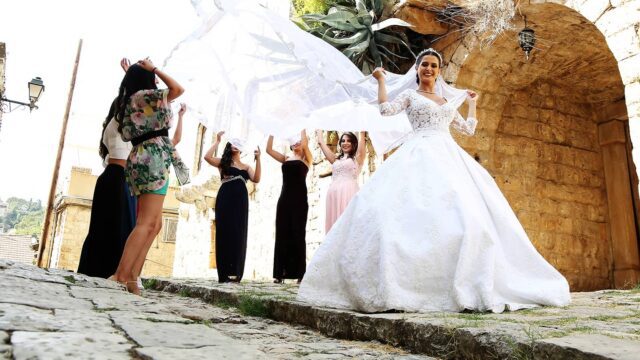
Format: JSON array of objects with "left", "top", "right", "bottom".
[{"left": 297, "top": 0, "right": 415, "bottom": 74}]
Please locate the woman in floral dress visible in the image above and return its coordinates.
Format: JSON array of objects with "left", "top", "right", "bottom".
[{"left": 112, "top": 59, "right": 188, "bottom": 294}]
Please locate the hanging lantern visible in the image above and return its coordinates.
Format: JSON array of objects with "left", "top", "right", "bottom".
[{"left": 518, "top": 17, "right": 536, "bottom": 60}]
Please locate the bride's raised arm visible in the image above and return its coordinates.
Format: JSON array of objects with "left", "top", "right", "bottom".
[
  {"left": 373, "top": 67, "right": 411, "bottom": 117},
  {"left": 452, "top": 91, "right": 479, "bottom": 136}
]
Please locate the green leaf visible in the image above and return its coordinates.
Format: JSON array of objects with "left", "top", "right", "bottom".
[
  {"left": 323, "top": 29, "right": 369, "bottom": 45},
  {"left": 355, "top": 0, "right": 367, "bottom": 13},
  {"left": 378, "top": 44, "right": 411, "bottom": 60},
  {"left": 355, "top": 13, "right": 373, "bottom": 27},
  {"left": 374, "top": 32, "right": 411, "bottom": 50},
  {"left": 371, "top": 18, "right": 413, "bottom": 31},
  {"left": 371, "top": 0, "right": 383, "bottom": 14},
  {"left": 345, "top": 37, "right": 371, "bottom": 54},
  {"left": 320, "top": 10, "right": 357, "bottom": 23},
  {"left": 368, "top": 38, "right": 382, "bottom": 68},
  {"left": 379, "top": 51, "right": 402, "bottom": 71}
]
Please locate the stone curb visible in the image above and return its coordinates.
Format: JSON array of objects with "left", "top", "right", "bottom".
[{"left": 147, "top": 279, "right": 614, "bottom": 360}]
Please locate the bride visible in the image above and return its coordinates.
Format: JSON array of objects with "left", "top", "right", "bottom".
[{"left": 297, "top": 49, "right": 571, "bottom": 313}]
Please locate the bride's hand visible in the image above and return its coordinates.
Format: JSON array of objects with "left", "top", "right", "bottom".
[
  {"left": 372, "top": 67, "right": 386, "bottom": 81},
  {"left": 466, "top": 90, "right": 478, "bottom": 104}
]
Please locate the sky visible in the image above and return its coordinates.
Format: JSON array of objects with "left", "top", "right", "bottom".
[{"left": 0, "top": 0, "right": 200, "bottom": 202}]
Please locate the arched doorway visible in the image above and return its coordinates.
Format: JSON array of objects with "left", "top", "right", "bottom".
[{"left": 445, "top": 2, "right": 640, "bottom": 290}]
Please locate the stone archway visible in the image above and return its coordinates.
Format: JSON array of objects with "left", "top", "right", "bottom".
[{"left": 440, "top": 1, "right": 640, "bottom": 290}]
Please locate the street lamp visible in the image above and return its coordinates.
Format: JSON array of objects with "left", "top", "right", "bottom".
[
  {"left": 28, "top": 77, "right": 45, "bottom": 109},
  {"left": 518, "top": 16, "right": 536, "bottom": 61},
  {"left": 0, "top": 76, "right": 45, "bottom": 112}
]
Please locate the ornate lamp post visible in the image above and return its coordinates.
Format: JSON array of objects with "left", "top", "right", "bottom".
[
  {"left": 518, "top": 17, "right": 536, "bottom": 60},
  {"left": 0, "top": 76, "right": 45, "bottom": 112},
  {"left": 28, "top": 77, "right": 45, "bottom": 109}
]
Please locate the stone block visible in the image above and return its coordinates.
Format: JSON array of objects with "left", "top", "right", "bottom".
[
  {"left": 624, "top": 81, "right": 640, "bottom": 107},
  {"left": 11, "top": 331, "right": 131, "bottom": 359},
  {"left": 577, "top": 0, "right": 613, "bottom": 22},
  {"left": 111, "top": 316, "right": 236, "bottom": 348},
  {"left": 393, "top": 6, "right": 449, "bottom": 35},
  {"left": 539, "top": 334, "right": 640, "bottom": 360},
  {"left": 605, "top": 24, "right": 640, "bottom": 62},
  {"left": 537, "top": 181, "right": 605, "bottom": 206},
  {"left": 442, "top": 61, "right": 461, "bottom": 84},
  {"left": 617, "top": 53, "right": 640, "bottom": 85},
  {"left": 567, "top": 129, "right": 599, "bottom": 152},
  {"left": 0, "top": 274, "right": 93, "bottom": 310},
  {"left": 502, "top": 104, "right": 531, "bottom": 119},
  {"left": 596, "top": 2, "right": 640, "bottom": 37},
  {"left": 135, "top": 346, "right": 264, "bottom": 360},
  {"left": 494, "top": 135, "right": 540, "bottom": 158}
]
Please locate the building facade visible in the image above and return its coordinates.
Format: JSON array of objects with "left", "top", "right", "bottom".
[{"left": 38, "top": 167, "right": 180, "bottom": 277}]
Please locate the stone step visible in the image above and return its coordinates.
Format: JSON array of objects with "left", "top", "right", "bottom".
[{"left": 146, "top": 278, "right": 640, "bottom": 360}]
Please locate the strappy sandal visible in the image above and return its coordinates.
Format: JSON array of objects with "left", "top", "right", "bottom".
[{"left": 124, "top": 280, "right": 141, "bottom": 296}]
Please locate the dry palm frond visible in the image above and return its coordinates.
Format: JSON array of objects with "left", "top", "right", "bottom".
[{"left": 432, "top": 0, "right": 517, "bottom": 47}]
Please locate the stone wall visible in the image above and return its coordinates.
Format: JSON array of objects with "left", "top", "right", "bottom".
[
  {"left": 457, "top": 84, "right": 611, "bottom": 290},
  {"left": 437, "top": 0, "right": 640, "bottom": 290}
]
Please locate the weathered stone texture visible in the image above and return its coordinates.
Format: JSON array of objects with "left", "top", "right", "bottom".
[{"left": 443, "top": 0, "right": 640, "bottom": 290}]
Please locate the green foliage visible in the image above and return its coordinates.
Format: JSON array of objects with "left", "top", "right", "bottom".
[
  {"left": 292, "top": 0, "right": 332, "bottom": 17},
  {"left": 14, "top": 209, "right": 44, "bottom": 237},
  {"left": 0, "top": 197, "right": 43, "bottom": 235},
  {"left": 142, "top": 278, "right": 158, "bottom": 290},
  {"left": 237, "top": 294, "right": 270, "bottom": 317},
  {"left": 296, "top": 0, "right": 414, "bottom": 74},
  {"left": 63, "top": 275, "right": 77, "bottom": 284}
]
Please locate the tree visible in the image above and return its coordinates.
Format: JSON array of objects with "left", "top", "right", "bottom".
[
  {"left": 0, "top": 197, "right": 43, "bottom": 233},
  {"left": 14, "top": 209, "right": 45, "bottom": 238},
  {"left": 292, "top": 0, "right": 332, "bottom": 17}
]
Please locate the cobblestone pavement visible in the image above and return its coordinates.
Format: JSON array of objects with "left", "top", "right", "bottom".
[
  {"left": 147, "top": 277, "right": 640, "bottom": 360},
  {"left": 0, "top": 259, "right": 434, "bottom": 359}
]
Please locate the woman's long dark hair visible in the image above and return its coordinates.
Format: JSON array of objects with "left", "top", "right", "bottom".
[
  {"left": 337, "top": 132, "right": 358, "bottom": 159},
  {"left": 219, "top": 142, "right": 233, "bottom": 177},
  {"left": 99, "top": 98, "right": 119, "bottom": 160},
  {"left": 114, "top": 64, "right": 157, "bottom": 133}
]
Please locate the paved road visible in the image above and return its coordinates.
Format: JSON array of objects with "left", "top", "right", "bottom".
[{"left": 0, "top": 259, "right": 433, "bottom": 359}]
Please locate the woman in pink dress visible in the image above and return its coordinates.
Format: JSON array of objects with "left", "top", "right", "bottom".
[{"left": 316, "top": 131, "right": 366, "bottom": 233}]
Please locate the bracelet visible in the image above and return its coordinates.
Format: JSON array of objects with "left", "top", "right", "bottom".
[{"left": 152, "top": 67, "right": 158, "bottom": 74}]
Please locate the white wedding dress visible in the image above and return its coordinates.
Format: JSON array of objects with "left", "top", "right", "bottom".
[{"left": 297, "top": 89, "right": 571, "bottom": 313}]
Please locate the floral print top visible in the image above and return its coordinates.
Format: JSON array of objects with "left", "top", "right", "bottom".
[{"left": 121, "top": 89, "right": 190, "bottom": 195}]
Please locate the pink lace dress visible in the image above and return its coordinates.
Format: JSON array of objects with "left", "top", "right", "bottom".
[{"left": 325, "top": 157, "right": 361, "bottom": 233}]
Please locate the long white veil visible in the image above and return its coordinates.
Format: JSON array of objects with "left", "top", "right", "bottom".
[{"left": 164, "top": 0, "right": 469, "bottom": 153}]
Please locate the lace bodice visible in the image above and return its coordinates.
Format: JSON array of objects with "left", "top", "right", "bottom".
[
  {"left": 332, "top": 157, "right": 360, "bottom": 182},
  {"left": 379, "top": 89, "right": 477, "bottom": 135}
]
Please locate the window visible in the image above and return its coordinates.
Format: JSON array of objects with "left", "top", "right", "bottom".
[{"left": 162, "top": 218, "right": 178, "bottom": 243}]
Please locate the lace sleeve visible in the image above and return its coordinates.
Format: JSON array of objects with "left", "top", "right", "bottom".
[
  {"left": 452, "top": 112, "right": 477, "bottom": 136},
  {"left": 379, "top": 90, "right": 411, "bottom": 116}
]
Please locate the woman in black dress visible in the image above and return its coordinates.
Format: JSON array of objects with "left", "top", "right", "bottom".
[
  {"left": 205, "top": 132, "right": 261, "bottom": 283},
  {"left": 266, "top": 130, "right": 312, "bottom": 284},
  {"left": 77, "top": 98, "right": 137, "bottom": 278}
]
